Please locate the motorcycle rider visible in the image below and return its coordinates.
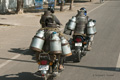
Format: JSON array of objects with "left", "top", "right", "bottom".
[
  {"left": 40, "top": 7, "right": 61, "bottom": 28},
  {"left": 64, "top": 7, "right": 96, "bottom": 51},
  {"left": 79, "top": 7, "right": 96, "bottom": 50},
  {"left": 36, "top": 7, "right": 65, "bottom": 71}
]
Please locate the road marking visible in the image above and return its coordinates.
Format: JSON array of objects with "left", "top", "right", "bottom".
[
  {"left": 0, "top": 50, "right": 28, "bottom": 69},
  {"left": 116, "top": 53, "right": 120, "bottom": 71},
  {"left": 88, "top": 1, "right": 108, "bottom": 14}
]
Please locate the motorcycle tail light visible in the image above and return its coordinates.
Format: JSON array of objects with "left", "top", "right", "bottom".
[
  {"left": 40, "top": 60, "right": 48, "bottom": 65},
  {"left": 75, "top": 38, "right": 82, "bottom": 42},
  {"left": 83, "top": 42, "right": 87, "bottom": 44},
  {"left": 38, "top": 61, "right": 41, "bottom": 65},
  {"left": 42, "top": 74, "right": 44, "bottom": 76},
  {"left": 49, "top": 62, "right": 53, "bottom": 65}
]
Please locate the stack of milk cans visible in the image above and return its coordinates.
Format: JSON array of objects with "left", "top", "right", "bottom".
[
  {"left": 30, "top": 29, "right": 72, "bottom": 56},
  {"left": 64, "top": 16, "right": 97, "bottom": 36}
]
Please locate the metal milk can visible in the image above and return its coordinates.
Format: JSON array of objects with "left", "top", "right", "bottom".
[
  {"left": 87, "top": 19, "right": 96, "bottom": 35},
  {"left": 61, "top": 37, "right": 72, "bottom": 56},
  {"left": 50, "top": 32, "right": 62, "bottom": 54},
  {"left": 74, "top": 11, "right": 88, "bottom": 35},
  {"left": 67, "top": 16, "right": 76, "bottom": 31},
  {"left": 30, "top": 30, "right": 45, "bottom": 52},
  {"left": 93, "top": 20, "right": 97, "bottom": 34},
  {"left": 64, "top": 23, "right": 72, "bottom": 35}
]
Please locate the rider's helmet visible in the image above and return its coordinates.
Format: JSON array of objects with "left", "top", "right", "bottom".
[
  {"left": 80, "top": 7, "right": 87, "bottom": 16},
  {"left": 48, "top": 7, "right": 55, "bottom": 13}
]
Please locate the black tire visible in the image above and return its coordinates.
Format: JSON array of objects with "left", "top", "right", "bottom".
[
  {"left": 81, "top": 51, "right": 86, "bottom": 56},
  {"left": 43, "top": 75, "right": 47, "bottom": 80},
  {"left": 73, "top": 51, "right": 81, "bottom": 62}
]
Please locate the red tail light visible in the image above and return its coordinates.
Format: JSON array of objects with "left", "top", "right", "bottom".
[
  {"left": 75, "top": 38, "right": 82, "bottom": 42},
  {"left": 40, "top": 60, "right": 48, "bottom": 65},
  {"left": 42, "top": 74, "right": 44, "bottom": 76}
]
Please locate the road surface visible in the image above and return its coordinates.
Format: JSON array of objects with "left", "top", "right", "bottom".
[{"left": 0, "top": 1, "right": 120, "bottom": 80}]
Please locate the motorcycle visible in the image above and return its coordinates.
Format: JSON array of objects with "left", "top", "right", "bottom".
[
  {"left": 70, "top": 35, "right": 89, "bottom": 62},
  {"left": 30, "top": 30, "right": 71, "bottom": 80},
  {"left": 36, "top": 52, "right": 61, "bottom": 80}
]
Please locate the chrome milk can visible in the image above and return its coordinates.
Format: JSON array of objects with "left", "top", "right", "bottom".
[
  {"left": 61, "top": 37, "right": 72, "bottom": 56},
  {"left": 74, "top": 11, "right": 88, "bottom": 35},
  {"left": 50, "top": 32, "right": 62, "bottom": 54},
  {"left": 87, "top": 19, "right": 96, "bottom": 35},
  {"left": 64, "top": 23, "right": 72, "bottom": 35},
  {"left": 93, "top": 20, "right": 97, "bottom": 34},
  {"left": 67, "top": 16, "right": 76, "bottom": 31},
  {"left": 30, "top": 29, "right": 45, "bottom": 52}
]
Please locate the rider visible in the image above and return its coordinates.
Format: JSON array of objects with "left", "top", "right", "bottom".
[
  {"left": 64, "top": 7, "right": 96, "bottom": 51},
  {"left": 38, "top": 7, "right": 65, "bottom": 70},
  {"left": 76, "top": 7, "right": 96, "bottom": 50},
  {"left": 40, "top": 7, "right": 61, "bottom": 28}
]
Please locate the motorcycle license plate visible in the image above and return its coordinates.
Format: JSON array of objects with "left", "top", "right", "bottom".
[
  {"left": 75, "top": 43, "right": 82, "bottom": 46},
  {"left": 39, "top": 65, "right": 49, "bottom": 70}
]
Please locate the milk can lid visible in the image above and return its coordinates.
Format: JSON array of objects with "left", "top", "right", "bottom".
[{"left": 52, "top": 32, "right": 57, "bottom": 34}]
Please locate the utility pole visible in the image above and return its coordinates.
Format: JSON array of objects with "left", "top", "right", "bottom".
[
  {"left": 60, "top": 0, "right": 64, "bottom": 11},
  {"left": 69, "top": 0, "right": 74, "bottom": 10},
  {"left": 54, "top": 0, "right": 57, "bottom": 7}
]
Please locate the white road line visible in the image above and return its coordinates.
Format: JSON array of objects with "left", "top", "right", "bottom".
[
  {"left": 0, "top": 1, "right": 108, "bottom": 69},
  {"left": 0, "top": 50, "right": 28, "bottom": 69},
  {"left": 88, "top": 1, "right": 108, "bottom": 14},
  {"left": 116, "top": 53, "right": 120, "bottom": 71}
]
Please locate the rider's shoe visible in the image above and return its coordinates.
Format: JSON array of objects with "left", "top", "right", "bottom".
[
  {"left": 87, "top": 46, "right": 92, "bottom": 51},
  {"left": 59, "top": 65, "right": 64, "bottom": 71}
]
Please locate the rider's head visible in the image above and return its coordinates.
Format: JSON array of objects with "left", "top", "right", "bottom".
[
  {"left": 48, "top": 7, "right": 55, "bottom": 13},
  {"left": 80, "top": 7, "right": 87, "bottom": 16},
  {"left": 44, "top": 10, "right": 51, "bottom": 15}
]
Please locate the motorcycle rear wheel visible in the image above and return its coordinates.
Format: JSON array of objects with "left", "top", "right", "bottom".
[{"left": 73, "top": 51, "right": 82, "bottom": 62}]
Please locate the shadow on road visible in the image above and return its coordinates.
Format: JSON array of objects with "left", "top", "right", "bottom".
[
  {"left": 0, "top": 48, "right": 37, "bottom": 63},
  {"left": 64, "top": 64, "right": 120, "bottom": 72},
  {"left": 0, "top": 12, "right": 16, "bottom": 15},
  {"left": 8, "top": 48, "right": 34, "bottom": 55},
  {"left": 0, "top": 18, "right": 7, "bottom": 20},
  {"left": 0, "top": 57, "right": 36, "bottom": 63},
  {"left": 8, "top": 48, "right": 36, "bottom": 60},
  {"left": 0, "top": 72, "right": 43, "bottom": 80},
  {"left": 74, "top": 1, "right": 90, "bottom": 3},
  {"left": 65, "top": 55, "right": 74, "bottom": 63}
]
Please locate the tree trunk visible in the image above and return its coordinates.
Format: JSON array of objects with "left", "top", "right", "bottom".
[
  {"left": 16, "top": 0, "right": 24, "bottom": 14},
  {"left": 69, "top": 0, "right": 74, "bottom": 10},
  {"left": 54, "top": 0, "right": 57, "bottom": 7},
  {"left": 60, "top": 0, "right": 64, "bottom": 11}
]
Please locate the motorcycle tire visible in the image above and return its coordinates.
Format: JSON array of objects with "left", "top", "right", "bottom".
[
  {"left": 44, "top": 76, "right": 47, "bottom": 80},
  {"left": 73, "top": 51, "right": 82, "bottom": 62}
]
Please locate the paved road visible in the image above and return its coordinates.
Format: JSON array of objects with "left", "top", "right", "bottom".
[{"left": 0, "top": 1, "right": 120, "bottom": 80}]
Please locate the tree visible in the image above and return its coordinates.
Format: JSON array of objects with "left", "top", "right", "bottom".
[
  {"left": 60, "top": 0, "right": 64, "bottom": 11},
  {"left": 69, "top": 0, "right": 74, "bottom": 10},
  {"left": 16, "top": 0, "right": 24, "bottom": 14},
  {"left": 54, "top": 0, "right": 57, "bottom": 7}
]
